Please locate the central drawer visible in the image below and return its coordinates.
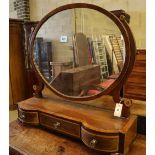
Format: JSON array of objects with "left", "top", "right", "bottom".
[{"left": 39, "top": 113, "right": 80, "bottom": 138}]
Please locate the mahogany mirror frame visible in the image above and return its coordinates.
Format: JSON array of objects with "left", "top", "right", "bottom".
[{"left": 29, "top": 3, "right": 136, "bottom": 102}]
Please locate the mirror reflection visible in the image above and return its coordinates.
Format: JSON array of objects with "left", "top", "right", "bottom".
[{"left": 34, "top": 8, "right": 125, "bottom": 97}]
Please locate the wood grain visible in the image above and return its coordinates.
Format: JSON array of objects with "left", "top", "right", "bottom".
[
  {"left": 18, "top": 109, "right": 39, "bottom": 125},
  {"left": 9, "top": 19, "right": 27, "bottom": 108},
  {"left": 9, "top": 121, "right": 146, "bottom": 155},
  {"left": 10, "top": 121, "right": 102, "bottom": 155},
  {"left": 17, "top": 96, "right": 137, "bottom": 153},
  {"left": 23, "top": 21, "right": 39, "bottom": 98},
  {"left": 124, "top": 49, "right": 146, "bottom": 101},
  {"left": 39, "top": 113, "right": 81, "bottom": 138},
  {"left": 81, "top": 127, "right": 119, "bottom": 152},
  {"left": 18, "top": 97, "right": 137, "bottom": 134},
  {"left": 42, "top": 86, "right": 146, "bottom": 117}
]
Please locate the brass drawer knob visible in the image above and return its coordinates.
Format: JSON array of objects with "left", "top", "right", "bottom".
[
  {"left": 20, "top": 114, "right": 25, "bottom": 119},
  {"left": 90, "top": 139, "right": 97, "bottom": 147},
  {"left": 53, "top": 122, "right": 61, "bottom": 129}
]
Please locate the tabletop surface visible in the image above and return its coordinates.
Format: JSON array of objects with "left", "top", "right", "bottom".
[{"left": 9, "top": 120, "right": 146, "bottom": 155}]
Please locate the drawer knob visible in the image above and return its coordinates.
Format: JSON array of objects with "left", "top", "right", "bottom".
[
  {"left": 90, "top": 139, "right": 97, "bottom": 147},
  {"left": 20, "top": 114, "right": 25, "bottom": 119},
  {"left": 53, "top": 122, "right": 61, "bottom": 129}
]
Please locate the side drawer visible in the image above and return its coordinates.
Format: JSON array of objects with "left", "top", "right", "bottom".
[
  {"left": 18, "top": 108, "right": 39, "bottom": 125},
  {"left": 81, "top": 127, "right": 119, "bottom": 152},
  {"left": 39, "top": 113, "right": 80, "bottom": 138}
]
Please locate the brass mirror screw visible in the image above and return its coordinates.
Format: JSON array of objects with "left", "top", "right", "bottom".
[
  {"left": 120, "top": 98, "right": 132, "bottom": 118},
  {"left": 31, "top": 27, "right": 34, "bottom": 32},
  {"left": 119, "top": 98, "right": 132, "bottom": 107},
  {"left": 119, "top": 15, "right": 126, "bottom": 21},
  {"left": 33, "top": 85, "right": 37, "bottom": 91}
]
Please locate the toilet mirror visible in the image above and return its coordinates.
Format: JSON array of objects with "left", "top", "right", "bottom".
[{"left": 30, "top": 3, "right": 136, "bottom": 101}]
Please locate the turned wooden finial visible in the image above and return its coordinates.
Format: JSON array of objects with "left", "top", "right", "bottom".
[
  {"left": 120, "top": 98, "right": 132, "bottom": 118},
  {"left": 33, "top": 82, "right": 44, "bottom": 98}
]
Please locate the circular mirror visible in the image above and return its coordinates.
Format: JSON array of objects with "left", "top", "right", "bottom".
[{"left": 30, "top": 4, "right": 133, "bottom": 101}]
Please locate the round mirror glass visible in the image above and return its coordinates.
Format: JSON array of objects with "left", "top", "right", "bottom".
[{"left": 33, "top": 8, "right": 126, "bottom": 97}]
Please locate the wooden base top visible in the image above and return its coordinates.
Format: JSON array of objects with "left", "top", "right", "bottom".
[{"left": 18, "top": 97, "right": 137, "bottom": 134}]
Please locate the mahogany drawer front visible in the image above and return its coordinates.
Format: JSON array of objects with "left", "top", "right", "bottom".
[
  {"left": 125, "top": 84, "right": 146, "bottom": 95},
  {"left": 125, "top": 93, "right": 146, "bottom": 101},
  {"left": 18, "top": 109, "right": 39, "bottom": 124},
  {"left": 39, "top": 113, "right": 81, "bottom": 138},
  {"left": 127, "top": 73, "right": 146, "bottom": 84},
  {"left": 81, "top": 127, "right": 119, "bottom": 152},
  {"left": 132, "top": 63, "right": 146, "bottom": 73},
  {"left": 136, "top": 53, "right": 146, "bottom": 61}
]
